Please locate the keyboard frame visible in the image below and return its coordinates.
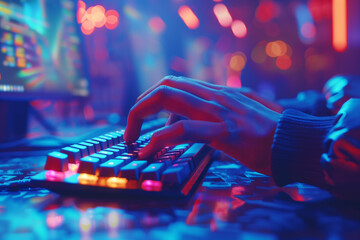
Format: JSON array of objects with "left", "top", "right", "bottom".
[{"left": 31, "top": 145, "right": 214, "bottom": 200}]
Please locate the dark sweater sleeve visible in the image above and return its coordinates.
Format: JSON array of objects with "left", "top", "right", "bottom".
[
  {"left": 271, "top": 98, "right": 360, "bottom": 200},
  {"left": 271, "top": 109, "right": 336, "bottom": 188}
]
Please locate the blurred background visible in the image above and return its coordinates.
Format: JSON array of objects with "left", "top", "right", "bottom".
[{"left": 22, "top": 0, "right": 360, "bottom": 134}]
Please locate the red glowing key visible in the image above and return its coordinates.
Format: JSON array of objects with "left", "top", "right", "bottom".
[{"left": 44, "top": 152, "right": 69, "bottom": 172}]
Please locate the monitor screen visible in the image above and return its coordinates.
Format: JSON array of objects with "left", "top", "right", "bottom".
[{"left": 0, "top": 0, "right": 89, "bottom": 99}]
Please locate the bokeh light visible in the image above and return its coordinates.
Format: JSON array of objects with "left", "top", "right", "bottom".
[
  {"left": 226, "top": 75, "right": 241, "bottom": 88},
  {"left": 213, "top": 3, "right": 233, "bottom": 27},
  {"left": 148, "top": 16, "right": 166, "bottom": 33},
  {"left": 276, "top": 55, "right": 292, "bottom": 70},
  {"left": 178, "top": 5, "right": 200, "bottom": 29},
  {"left": 77, "top": 2, "right": 119, "bottom": 35},
  {"left": 229, "top": 52, "right": 246, "bottom": 72},
  {"left": 301, "top": 22, "right": 316, "bottom": 39},
  {"left": 265, "top": 40, "right": 287, "bottom": 58},
  {"left": 231, "top": 20, "right": 247, "bottom": 38}
]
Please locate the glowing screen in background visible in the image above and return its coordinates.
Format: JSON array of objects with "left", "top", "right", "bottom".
[{"left": 0, "top": 0, "right": 89, "bottom": 97}]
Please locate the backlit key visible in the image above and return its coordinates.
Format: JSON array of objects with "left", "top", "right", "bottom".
[
  {"left": 90, "top": 153, "right": 108, "bottom": 163},
  {"left": 85, "top": 140, "right": 102, "bottom": 152},
  {"left": 60, "top": 147, "right": 81, "bottom": 163},
  {"left": 98, "top": 150, "right": 115, "bottom": 161},
  {"left": 111, "top": 145, "right": 126, "bottom": 154},
  {"left": 120, "top": 161, "right": 147, "bottom": 180},
  {"left": 99, "top": 160, "right": 127, "bottom": 177},
  {"left": 121, "top": 152, "right": 136, "bottom": 160},
  {"left": 140, "top": 163, "right": 166, "bottom": 181},
  {"left": 99, "top": 136, "right": 113, "bottom": 147},
  {"left": 79, "top": 142, "right": 96, "bottom": 155},
  {"left": 45, "top": 152, "right": 69, "bottom": 172},
  {"left": 105, "top": 148, "right": 121, "bottom": 157},
  {"left": 174, "top": 157, "right": 195, "bottom": 171},
  {"left": 71, "top": 144, "right": 88, "bottom": 157},
  {"left": 161, "top": 164, "right": 190, "bottom": 186},
  {"left": 92, "top": 137, "right": 107, "bottom": 149},
  {"left": 78, "top": 156, "right": 100, "bottom": 174},
  {"left": 114, "top": 156, "right": 132, "bottom": 164}
]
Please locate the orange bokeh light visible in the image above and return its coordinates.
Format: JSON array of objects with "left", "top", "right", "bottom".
[
  {"left": 332, "top": 0, "right": 347, "bottom": 52},
  {"left": 265, "top": 40, "right": 287, "bottom": 58},
  {"left": 229, "top": 52, "right": 247, "bottom": 72},
  {"left": 178, "top": 6, "right": 200, "bottom": 29}
]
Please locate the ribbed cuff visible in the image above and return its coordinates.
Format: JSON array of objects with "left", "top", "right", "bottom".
[{"left": 271, "top": 109, "right": 336, "bottom": 188}]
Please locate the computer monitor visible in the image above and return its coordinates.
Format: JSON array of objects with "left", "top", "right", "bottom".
[{"left": 0, "top": 0, "right": 89, "bottom": 142}]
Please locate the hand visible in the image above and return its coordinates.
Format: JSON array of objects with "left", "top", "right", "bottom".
[
  {"left": 323, "top": 75, "right": 360, "bottom": 114},
  {"left": 124, "top": 76, "right": 280, "bottom": 175}
]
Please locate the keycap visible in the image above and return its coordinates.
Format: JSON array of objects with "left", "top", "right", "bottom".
[
  {"left": 172, "top": 144, "right": 190, "bottom": 153},
  {"left": 78, "top": 156, "right": 100, "bottom": 174},
  {"left": 140, "top": 163, "right": 166, "bottom": 181},
  {"left": 111, "top": 145, "right": 126, "bottom": 154},
  {"left": 172, "top": 162, "right": 191, "bottom": 175},
  {"left": 92, "top": 137, "right": 107, "bottom": 149},
  {"left": 79, "top": 142, "right": 96, "bottom": 155},
  {"left": 45, "top": 152, "right": 69, "bottom": 172},
  {"left": 90, "top": 153, "right": 108, "bottom": 163},
  {"left": 99, "top": 136, "right": 113, "bottom": 147},
  {"left": 71, "top": 144, "right": 89, "bottom": 157},
  {"left": 60, "top": 147, "right": 81, "bottom": 163},
  {"left": 179, "top": 143, "right": 203, "bottom": 159},
  {"left": 105, "top": 148, "right": 121, "bottom": 157},
  {"left": 154, "top": 158, "right": 173, "bottom": 167},
  {"left": 105, "top": 133, "right": 120, "bottom": 144},
  {"left": 99, "top": 160, "right": 127, "bottom": 177},
  {"left": 114, "top": 156, "right": 132, "bottom": 164},
  {"left": 161, "top": 164, "right": 190, "bottom": 186},
  {"left": 85, "top": 140, "right": 102, "bottom": 152},
  {"left": 121, "top": 152, "right": 136, "bottom": 160},
  {"left": 117, "top": 143, "right": 128, "bottom": 151},
  {"left": 111, "top": 131, "right": 124, "bottom": 141},
  {"left": 119, "top": 161, "right": 147, "bottom": 180},
  {"left": 174, "top": 157, "right": 195, "bottom": 171},
  {"left": 162, "top": 153, "right": 178, "bottom": 161},
  {"left": 158, "top": 156, "right": 174, "bottom": 164}
]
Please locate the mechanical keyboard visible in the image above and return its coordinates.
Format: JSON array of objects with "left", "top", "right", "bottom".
[{"left": 31, "top": 120, "right": 214, "bottom": 199}]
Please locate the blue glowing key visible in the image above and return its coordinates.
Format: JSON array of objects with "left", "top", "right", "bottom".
[
  {"left": 71, "top": 144, "right": 88, "bottom": 157},
  {"left": 99, "top": 160, "right": 127, "bottom": 177},
  {"left": 60, "top": 147, "right": 81, "bottom": 164},
  {"left": 140, "top": 163, "right": 166, "bottom": 181},
  {"left": 120, "top": 161, "right": 147, "bottom": 180},
  {"left": 90, "top": 153, "right": 108, "bottom": 163},
  {"left": 78, "top": 156, "right": 100, "bottom": 174}
]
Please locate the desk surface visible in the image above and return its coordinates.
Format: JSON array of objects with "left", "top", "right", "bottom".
[{"left": 1, "top": 152, "right": 360, "bottom": 240}]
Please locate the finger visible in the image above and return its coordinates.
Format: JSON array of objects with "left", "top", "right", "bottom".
[
  {"left": 124, "top": 86, "right": 224, "bottom": 143},
  {"left": 165, "top": 113, "right": 183, "bottom": 126},
  {"left": 138, "top": 120, "right": 222, "bottom": 159},
  {"left": 136, "top": 75, "right": 222, "bottom": 103}
]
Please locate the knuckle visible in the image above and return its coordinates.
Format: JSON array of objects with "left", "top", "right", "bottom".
[
  {"left": 155, "top": 85, "right": 171, "bottom": 100},
  {"left": 161, "top": 76, "right": 178, "bottom": 86}
]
